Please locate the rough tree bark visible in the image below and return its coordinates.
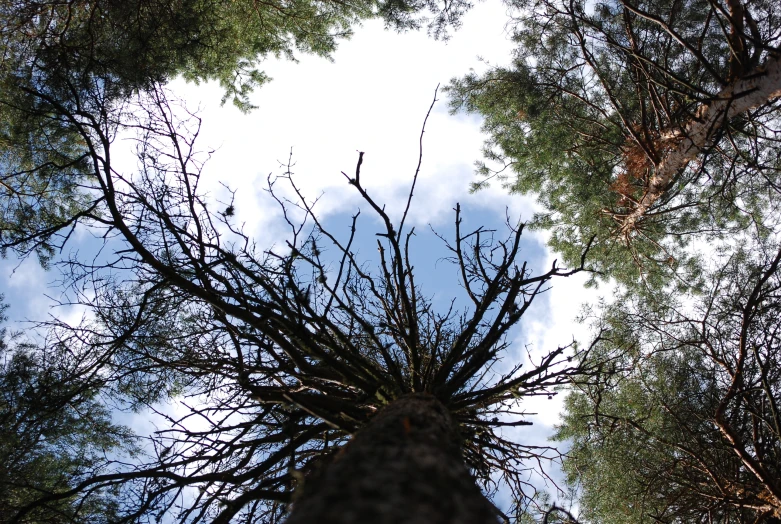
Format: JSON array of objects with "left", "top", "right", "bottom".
[
  {"left": 619, "top": 54, "right": 781, "bottom": 237},
  {"left": 285, "top": 393, "right": 500, "bottom": 524}
]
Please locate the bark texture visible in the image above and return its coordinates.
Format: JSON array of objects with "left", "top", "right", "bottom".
[
  {"left": 284, "top": 394, "right": 499, "bottom": 524},
  {"left": 619, "top": 54, "right": 781, "bottom": 236}
]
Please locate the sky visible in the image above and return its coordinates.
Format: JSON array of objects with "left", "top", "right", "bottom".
[{"left": 0, "top": 0, "right": 603, "bottom": 511}]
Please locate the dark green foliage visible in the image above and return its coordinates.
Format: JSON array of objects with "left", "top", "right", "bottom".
[
  {"left": 557, "top": 241, "right": 781, "bottom": 522},
  {"left": 2, "top": 0, "right": 371, "bottom": 108},
  {"left": 448, "top": 0, "right": 781, "bottom": 292},
  {"left": 0, "top": 102, "right": 95, "bottom": 268},
  {"left": 0, "top": 318, "right": 135, "bottom": 522},
  {"left": 454, "top": 3, "right": 781, "bottom": 519},
  {"left": 0, "top": 0, "right": 470, "bottom": 264}
]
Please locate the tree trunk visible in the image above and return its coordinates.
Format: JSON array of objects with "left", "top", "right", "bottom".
[
  {"left": 285, "top": 393, "right": 499, "bottom": 524},
  {"left": 619, "top": 54, "right": 781, "bottom": 236}
]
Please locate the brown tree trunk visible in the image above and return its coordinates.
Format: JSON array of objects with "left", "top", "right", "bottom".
[
  {"left": 285, "top": 393, "right": 500, "bottom": 524},
  {"left": 618, "top": 54, "right": 781, "bottom": 237}
]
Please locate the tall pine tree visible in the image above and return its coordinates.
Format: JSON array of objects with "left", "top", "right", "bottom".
[{"left": 449, "top": 0, "right": 781, "bottom": 292}]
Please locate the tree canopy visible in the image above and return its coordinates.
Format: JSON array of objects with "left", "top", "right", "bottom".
[
  {"left": 0, "top": 311, "right": 136, "bottom": 523},
  {"left": 0, "top": 0, "right": 471, "bottom": 266},
  {"left": 448, "top": 0, "right": 781, "bottom": 291},
  {"left": 447, "top": 1, "right": 781, "bottom": 520},
  {"left": 557, "top": 236, "right": 781, "bottom": 523}
]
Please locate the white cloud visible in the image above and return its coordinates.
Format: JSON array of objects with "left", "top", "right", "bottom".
[{"left": 158, "top": 1, "right": 517, "bottom": 240}]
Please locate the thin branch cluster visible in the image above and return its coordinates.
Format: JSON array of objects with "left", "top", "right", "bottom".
[{"left": 8, "top": 83, "right": 596, "bottom": 523}]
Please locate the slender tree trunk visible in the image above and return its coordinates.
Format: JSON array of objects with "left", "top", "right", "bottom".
[
  {"left": 285, "top": 393, "right": 499, "bottom": 524},
  {"left": 619, "top": 54, "right": 781, "bottom": 236}
]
